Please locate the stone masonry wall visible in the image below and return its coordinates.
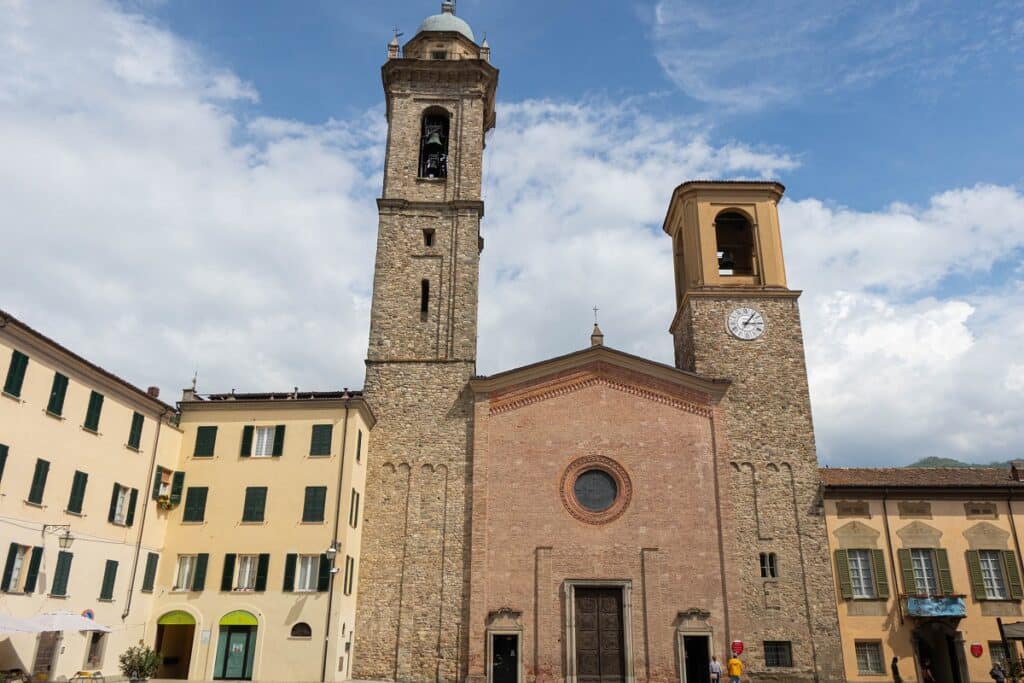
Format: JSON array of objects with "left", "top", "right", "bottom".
[{"left": 675, "top": 295, "right": 846, "bottom": 682}]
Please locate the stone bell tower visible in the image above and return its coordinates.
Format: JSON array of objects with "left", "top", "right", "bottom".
[
  {"left": 663, "top": 181, "right": 846, "bottom": 681},
  {"left": 354, "top": 4, "right": 498, "bottom": 682}
]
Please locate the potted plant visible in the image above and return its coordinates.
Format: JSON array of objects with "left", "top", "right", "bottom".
[
  {"left": 118, "top": 644, "right": 161, "bottom": 683},
  {"left": 157, "top": 495, "right": 173, "bottom": 510}
]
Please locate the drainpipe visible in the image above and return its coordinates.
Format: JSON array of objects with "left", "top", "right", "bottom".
[
  {"left": 881, "top": 488, "right": 903, "bottom": 625},
  {"left": 321, "top": 398, "right": 351, "bottom": 682},
  {"left": 1007, "top": 490, "right": 1024, "bottom": 584},
  {"left": 122, "top": 407, "right": 170, "bottom": 620}
]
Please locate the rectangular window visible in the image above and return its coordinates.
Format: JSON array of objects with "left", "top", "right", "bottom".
[
  {"left": 83, "top": 391, "right": 104, "bottom": 432},
  {"left": 67, "top": 470, "right": 88, "bottom": 514},
  {"left": 911, "top": 549, "right": 939, "bottom": 596},
  {"left": 764, "top": 641, "right": 793, "bottom": 668},
  {"left": 51, "top": 551, "right": 73, "bottom": 597},
  {"left": 174, "top": 555, "right": 197, "bottom": 591},
  {"left": 85, "top": 632, "right": 107, "bottom": 669},
  {"left": 99, "top": 559, "right": 118, "bottom": 600},
  {"left": 194, "top": 426, "right": 217, "bottom": 457},
  {"left": 980, "top": 549, "right": 1010, "bottom": 600},
  {"left": 297, "top": 555, "right": 319, "bottom": 592},
  {"left": 182, "top": 486, "right": 208, "bottom": 522},
  {"left": 28, "top": 458, "right": 50, "bottom": 504},
  {"left": 47, "top": 372, "right": 69, "bottom": 416},
  {"left": 235, "top": 554, "right": 258, "bottom": 591},
  {"left": 848, "top": 550, "right": 877, "bottom": 599},
  {"left": 349, "top": 489, "right": 361, "bottom": 528},
  {"left": 253, "top": 426, "right": 276, "bottom": 456},
  {"left": 2, "top": 544, "right": 29, "bottom": 592},
  {"left": 855, "top": 641, "right": 884, "bottom": 675},
  {"left": 0, "top": 443, "right": 7, "bottom": 485},
  {"left": 759, "top": 552, "right": 778, "bottom": 578},
  {"left": 3, "top": 349, "right": 29, "bottom": 397},
  {"left": 343, "top": 555, "right": 355, "bottom": 596},
  {"left": 420, "top": 279, "right": 430, "bottom": 320},
  {"left": 242, "top": 486, "right": 267, "bottom": 522},
  {"left": 356, "top": 430, "right": 362, "bottom": 463},
  {"left": 141, "top": 552, "right": 159, "bottom": 593},
  {"left": 423, "top": 229, "right": 435, "bottom": 246},
  {"left": 310, "top": 424, "right": 333, "bottom": 456},
  {"left": 127, "top": 412, "right": 144, "bottom": 450},
  {"left": 990, "top": 641, "right": 1014, "bottom": 670},
  {"left": 110, "top": 484, "right": 130, "bottom": 525},
  {"left": 303, "top": 486, "right": 327, "bottom": 523}
]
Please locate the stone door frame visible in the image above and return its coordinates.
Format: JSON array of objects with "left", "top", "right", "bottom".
[
  {"left": 485, "top": 630, "right": 523, "bottom": 683},
  {"left": 675, "top": 609, "right": 714, "bottom": 683},
  {"left": 563, "top": 579, "right": 636, "bottom": 683}
]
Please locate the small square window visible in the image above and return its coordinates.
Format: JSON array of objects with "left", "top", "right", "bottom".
[
  {"left": 431, "top": 51, "right": 448, "bottom": 60},
  {"left": 759, "top": 552, "right": 778, "bottom": 579},
  {"left": 855, "top": 641, "right": 884, "bottom": 675},
  {"left": 764, "top": 641, "right": 793, "bottom": 668},
  {"left": 423, "top": 229, "right": 435, "bottom": 247}
]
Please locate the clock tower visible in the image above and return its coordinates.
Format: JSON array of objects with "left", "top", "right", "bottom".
[{"left": 663, "top": 181, "right": 845, "bottom": 681}]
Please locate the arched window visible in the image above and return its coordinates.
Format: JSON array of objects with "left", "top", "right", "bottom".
[
  {"left": 714, "top": 211, "right": 755, "bottom": 276},
  {"left": 290, "top": 622, "right": 312, "bottom": 638},
  {"left": 419, "top": 110, "right": 450, "bottom": 179}
]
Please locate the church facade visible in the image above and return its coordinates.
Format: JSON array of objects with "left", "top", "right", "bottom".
[{"left": 353, "top": 4, "right": 844, "bottom": 682}]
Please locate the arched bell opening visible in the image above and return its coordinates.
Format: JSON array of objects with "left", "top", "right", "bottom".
[
  {"left": 418, "top": 108, "right": 451, "bottom": 179},
  {"left": 714, "top": 210, "right": 756, "bottom": 277}
]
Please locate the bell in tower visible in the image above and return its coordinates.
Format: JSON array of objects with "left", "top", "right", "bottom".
[{"left": 419, "top": 113, "right": 449, "bottom": 178}]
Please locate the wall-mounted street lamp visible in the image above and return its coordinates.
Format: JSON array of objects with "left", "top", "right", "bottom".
[{"left": 42, "top": 524, "right": 74, "bottom": 549}]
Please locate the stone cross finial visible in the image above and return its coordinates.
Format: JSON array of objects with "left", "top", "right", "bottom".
[
  {"left": 591, "top": 323, "right": 604, "bottom": 347},
  {"left": 442, "top": 1, "right": 455, "bottom": 14}
]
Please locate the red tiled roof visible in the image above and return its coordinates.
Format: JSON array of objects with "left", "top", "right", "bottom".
[{"left": 820, "top": 467, "right": 1024, "bottom": 489}]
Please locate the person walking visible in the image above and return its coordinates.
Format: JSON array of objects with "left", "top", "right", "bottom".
[
  {"left": 709, "top": 655, "right": 723, "bottom": 682},
  {"left": 991, "top": 661, "right": 1007, "bottom": 682},
  {"left": 890, "top": 656, "right": 902, "bottom": 683},
  {"left": 727, "top": 653, "right": 743, "bottom": 683},
  {"left": 921, "top": 659, "right": 936, "bottom": 683}
]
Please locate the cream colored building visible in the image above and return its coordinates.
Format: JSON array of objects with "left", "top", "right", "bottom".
[
  {"left": 824, "top": 467, "right": 1024, "bottom": 683},
  {"left": 0, "top": 309, "right": 182, "bottom": 679}
]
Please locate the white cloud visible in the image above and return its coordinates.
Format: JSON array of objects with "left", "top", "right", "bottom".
[{"left": 1, "top": 0, "right": 1022, "bottom": 467}]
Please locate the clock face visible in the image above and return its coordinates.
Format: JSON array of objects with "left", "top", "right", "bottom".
[{"left": 727, "top": 307, "right": 766, "bottom": 340}]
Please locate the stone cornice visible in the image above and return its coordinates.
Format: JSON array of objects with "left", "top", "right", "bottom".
[
  {"left": 179, "top": 396, "right": 376, "bottom": 428},
  {"left": 662, "top": 181, "right": 786, "bottom": 235},
  {"left": 669, "top": 289, "right": 802, "bottom": 333},
  {"left": 376, "top": 198, "right": 484, "bottom": 218},
  {"left": 382, "top": 56, "right": 498, "bottom": 132}
]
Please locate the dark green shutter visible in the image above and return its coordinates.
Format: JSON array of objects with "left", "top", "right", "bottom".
[
  {"left": 870, "top": 548, "right": 889, "bottom": 599},
  {"left": 194, "top": 426, "right": 217, "bottom": 457},
  {"left": 317, "top": 554, "right": 331, "bottom": 592},
  {"left": 170, "top": 471, "right": 185, "bottom": 504},
  {"left": 356, "top": 430, "right": 363, "bottom": 461},
  {"left": 23, "top": 547, "right": 42, "bottom": 593},
  {"left": 2, "top": 543, "right": 18, "bottom": 591},
  {"left": 3, "top": 350, "right": 29, "bottom": 397},
  {"left": 67, "top": 471, "right": 88, "bottom": 514},
  {"left": 152, "top": 466, "right": 164, "bottom": 500},
  {"left": 344, "top": 556, "right": 355, "bottom": 595},
  {"left": 255, "top": 554, "right": 269, "bottom": 592},
  {"left": 125, "top": 488, "right": 138, "bottom": 527},
  {"left": 84, "top": 391, "right": 104, "bottom": 432},
  {"left": 28, "top": 459, "right": 49, "bottom": 504},
  {"left": 936, "top": 549, "right": 954, "bottom": 595},
  {"left": 52, "top": 551, "right": 73, "bottom": 596},
  {"left": 310, "top": 424, "right": 333, "bottom": 456},
  {"left": 108, "top": 483, "right": 120, "bottom": 523},
  {"left": 99, "top": 560, "right": 118, "bottom": 600},
  {"left": 128, "top": 412, "right": 144, "bottom": 449},
  {"left": 47, "top": 373, "right": 68, "bottom": 416},
  {"left": 898, "top": 549, "right": 916, "bottom": 594},
  {"left": 283, "top": 553, "right": 297, "bottom": 592},
  {"left": 240, "top": 426, "right": 253, "bottom": 457},
  {"left": 141, "top": 553, "right": 158, "bottom": 593},
  {"left": 350, "top": 490, "right": 360, "bottom": 528},
  {"left": 834, "top": 550, "right": 852, "bottom": 599},
  {"left": 193, "top": 553, "right": 208, "bottom": 591},
  {"left": 183, "top": 487, "right": 208, "bottom": 522},
  {"left": 243, "top": 487, "right": 266, "bottom": 522},
  {"left": 1003, "top": 551, "right": 1024, "bottom": 600},
  {"left": 221, "top": 554, "right": 236, "bottom": 591},
  {"left": 966, "top": 550, "right": 986, "bottom": 599},
  {"left": 303, "top": 487, "right": 326, "bottom": 523},
  {"left": 0, "top": 444, "right": 7, "bottom": 484},
  {"left": 272, "top": 425, "right": 285, "bottom": 456}
]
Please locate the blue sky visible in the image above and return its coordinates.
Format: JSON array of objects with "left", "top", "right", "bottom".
[{"left": 1, "top": 0, "right": 1023, "bottom": 466}]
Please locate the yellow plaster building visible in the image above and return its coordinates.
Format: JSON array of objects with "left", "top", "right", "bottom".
[{"left": 823, "top": 467, "right": 1024, "bottom": 683}]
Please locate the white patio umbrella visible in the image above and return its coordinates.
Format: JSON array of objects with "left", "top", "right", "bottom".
[
  {"left": 0, "top": 613, "right": 43, "bottom": 633},
  {"left": 27, "top": 612, "right": 110, "bottom": 633}
]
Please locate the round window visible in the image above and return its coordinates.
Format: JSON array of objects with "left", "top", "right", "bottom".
[{"left": 573, "top": 469, "right": 618, "bottom": 512}]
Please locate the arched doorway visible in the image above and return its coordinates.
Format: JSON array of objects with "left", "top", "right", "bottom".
[
  {"left": 914, "top": 621, "right": 968, "bottom": 683},
  {"left": 155, "top": 610, "right": 196, "bottom": 679},
  {"left": 213, "top": 611, "right": 258, "bottom": 680}
]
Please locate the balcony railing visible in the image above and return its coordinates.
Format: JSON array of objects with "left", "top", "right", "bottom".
[{"left": 903, "top": 595, "right": 967, "bottom": 618}]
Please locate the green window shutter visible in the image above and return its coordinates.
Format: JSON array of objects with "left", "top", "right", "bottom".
[
  {"left": 240, "top": 426, "right": 253, "bottom": 457},
  {"left": 51, "top": 551, "right": 73, "bottom": 596},
  {"left": 283, "top": 553, "right": 297, "bottom": 592},
  {"left": 310, "top": 424, "right": 333, "bottom": 456},
  {"left": 23, "top": 547, "right": 43, "bottom": 593},
  {"left": 28, "top": 458, "right": 50, "bottom": 504},
  {"left": 303, "top": 486, "right": 327, "bottom": 523},
  {"left": 128, "top": 412, "right": 144, "bottom": 449},
  {"left": 151, "top": 466, "right": 164, "bottom": 500},
  {"left": 272, "top": 425, "right": 286, "bottom": 456},
  {"left": 108, "top": 483, "right": 120, "bottom": 523},
  {"left": 317, "top": 554, "right": 331, "bottom": 592},
  {"left": 1003, "top": 550, "right": 1024, "bottom": 600},
  {"left": 356, "top": 430, "right": 363, "bottom": 462},
  {"left": 870, "top": 548, "right": 890, "bottom": 599},
  {"left": 47, "top": 373, "right": 69, "bottom": 416},
  {"left": 170, "top": 471, "right": 185, "bottom": 504},
  {"left": 898, "top": 549, "right": 916, "bottom": 594},
  {"left": 193, "top": 553, "right": 208, "bottom": 591},
  {"left": 255, "top": 554, "right": 269, "bottom": 592},
  {"left": 183, "top": 487, "right": 208, "bottom": 522},
  {"left": 834, "top": 550, "right": 853, "bottom": 599},
  {"left": 99, "top": 560, "right": 118, "bottom": 600},
  {"left": 243, "top": 487, "right": 267, "bottom": 522},
  {"left": 220, "top": 554, "right": 236, "bottom": 591},
  {"left": 125, "top": 488, "right": 139, "bottom": 527},
  {"left": 194, "top": 426, "right": 217, "bottom": 457},
  {"left": 141, "top": 553, "right": 158, "bottom": 593},
  {"left": 344, "top": 556, "right": 355, "bottom": 595},
  {"left": 84, "top": 391, "right": 104, "bottom": 432},
  {"left": 0, "top": 444, "right": 7, "bottom": 485},
  {"left": 350, "top": 490, "right": 360, "bottom": 528},
  {"left": 67, "top": 471, "right": 88, "bottom": 514},
  {"left": 936, "top": 549, "right": 954, "bottom": 596},
  {"left": 3, "top": 350, "right": 29, "bottom": 397},
  {"left": 966, "top": 550, "right": 986, "bottom": 600},
  {"left": 2, "top": 543, "right": 18, "bottom": 591}
]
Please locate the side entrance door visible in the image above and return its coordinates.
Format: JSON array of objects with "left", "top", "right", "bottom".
[{"left": 575, "top": 587, "right": 625, "bottom": 683}]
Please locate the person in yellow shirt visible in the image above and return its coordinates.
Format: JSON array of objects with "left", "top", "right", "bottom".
[{"left": 727, "top": 654, "right": 743, "bottom": 683}]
